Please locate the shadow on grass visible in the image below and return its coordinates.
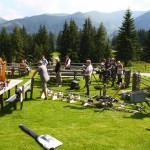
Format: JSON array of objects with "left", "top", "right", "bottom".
[
  {"left": 0, "top": 103, "right": 15, "bottom": 117},
  {"left": 146, "top": 128, "right": 150, "bottom": 131},
  {"left": 94, "top": 108, "right": 110, "bottom": 113},
  {"left": 0, "top": 96, "right": 45, "bottom": 117},
  {"left": 123, "top": 112, "right": 150, "bottom": 119},
  {"left": 63, "top": 104, "right": 92, "bottom": 110}
]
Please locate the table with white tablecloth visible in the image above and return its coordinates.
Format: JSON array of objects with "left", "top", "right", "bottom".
[{"left": 0, "top": 79, "right": 23, "bottom": 109}]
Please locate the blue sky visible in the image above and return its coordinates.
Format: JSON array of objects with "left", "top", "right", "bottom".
[{"left": 0, "top": 0, "right": 150, "bottom": 20}]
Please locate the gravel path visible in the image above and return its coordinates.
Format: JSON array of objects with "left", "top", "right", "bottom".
[{"left": 140, "top": 73, "right": 150, "bottom": 76}]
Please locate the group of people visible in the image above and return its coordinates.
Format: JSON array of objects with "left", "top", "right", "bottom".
[
  {"left": 99, "top": 57, "right": 124, "bottom": 87},
  {"left": 54, "top": 54, "right": 71, "bottom": 87},
  {"left": 32, "top": 54, "right": 72, "bottom": 100},
  {"left": 31, "top": 54, "right": 124, "bottom": 99},
  {"left": 53, "top": 56, "right": 93, "bottom": 96}
]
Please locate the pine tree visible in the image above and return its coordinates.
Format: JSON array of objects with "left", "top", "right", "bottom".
[
  {"left": 68, "top": 19, "right": 80, "bottom": 62},
  {"left": 80, "top": 17, "right": 96, "bottom": 62},
  {"left": 34, "top": 25, "right": 51, "bottom": 61},
  {"left": 10, "top": 26, "right": 24, "bottom": 62},
  {"left": 95, "top": 23, "right": 111, "bottom": 62},
  {"left": 143, "top": 30, "right": 150, "bottom": 62},
  {"left": 58, "top": 20, "right": 80, "bottom": 62},
  {"left": 0, "top": 28, "right": 11, "bottom": 62},
  {"left": 56, "top": 31, "right": 62, "bottom": 52},
  {"left": 116, "top": 9, "right": 140, "bottom": 66},
  {"left": 20, "top": 26, "right": 32, "bottom": 61},
  {"left": 49, "top": 31, "right": 56, "bottom": 52},
  {"left": 59, "top": 21, "right": 70, "bottom": 61},
  {"left": 136, "top": 29, "right": 147, "bottom": 61}
]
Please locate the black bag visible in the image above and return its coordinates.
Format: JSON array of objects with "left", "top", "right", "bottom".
[{"left": 70, "top": 80, "right": 80, "bottom": 89}]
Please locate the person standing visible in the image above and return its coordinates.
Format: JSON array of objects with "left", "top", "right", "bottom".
[
  {"left": 103, "top": 58, "right": 111, "bottom": 84},
  {"left": 84, "top": 60, "right": 93, "bottom": 95},
  {"left": 19, "top": 59, "right": 27, "bottom": 76},
  {"left": 65, "top": 55, "right": 71, "bottom": 69},
  {"left": 116, "top": 61, "right": 123, "bottom": 85},
  {"left": 42, "top": 55, "right": 48, "bottom": 66},
  {"left": 32, "top": 60, "right": 50, "bottom": 100},
  {"left": 109, "top": 58, "right": 117, "bottom": 87},
  {"left": 54, "top": 58, "right": 62, "bottom": 87}
]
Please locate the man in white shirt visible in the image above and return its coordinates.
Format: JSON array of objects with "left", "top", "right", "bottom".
[{"left": 84, "top": 60, "right": 93, "bottom": 95}]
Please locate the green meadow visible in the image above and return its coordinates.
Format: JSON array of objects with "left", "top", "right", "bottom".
[{"left": 0, "top": 68, "right": 150, "bottom": 150}]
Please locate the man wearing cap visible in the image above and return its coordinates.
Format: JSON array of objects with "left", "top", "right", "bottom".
[{"left": 32, "top": 60, "right": 50, "bottom": 100}]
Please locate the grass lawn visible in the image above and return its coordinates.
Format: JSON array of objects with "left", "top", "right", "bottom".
[{"left": 0, "top": 70, "right": 150, "bottom": 150}]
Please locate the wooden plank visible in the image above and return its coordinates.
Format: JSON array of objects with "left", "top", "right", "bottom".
[{"left": 48, "top": 69, "right": 84, "bottom": 79}]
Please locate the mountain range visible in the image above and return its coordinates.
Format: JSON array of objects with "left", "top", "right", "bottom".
[{"left": 0, "top": 10, "right": 150, "bottom": 38}]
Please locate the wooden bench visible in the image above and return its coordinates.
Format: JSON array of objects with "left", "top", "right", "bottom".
[
  {"left": 48, "top": 69, "right": 84, "bottom": 80},
  {"left": 5, "top": 78, "right": 34, "bottom": 110},
  {"left": 6, "top": 66, "right": 19, "bottom": 76},
  {"left": 47, "top": 65, "right": 85, "bottom": 70},
  {"left": 19, "top": 66, "right": 29, "bottom": 77}
]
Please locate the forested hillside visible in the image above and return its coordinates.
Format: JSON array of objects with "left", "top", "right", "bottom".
[
  {"left": 0, "top": 10, "right": 148, "bottom": 38},
  {"left": 0, "top": 9, "right": 150, "bottom": 65}
]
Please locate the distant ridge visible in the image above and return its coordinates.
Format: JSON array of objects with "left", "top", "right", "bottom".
[
  {"left": 0, "top": 10, "right": 149, "bottom": 38},
  {"left": 135, "top": 11, "right": 150, "bottom": 30},
  {"left": 0, "top": 17, "right": 7, "bottom": 24}
]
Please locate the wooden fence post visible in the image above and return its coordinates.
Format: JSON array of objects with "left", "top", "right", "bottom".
[
  {"left": 124, "top": 70, "right": 131, "bottom": 88},
  {"left": 132, "top": 72, "right": 140, "bottom": 91}
]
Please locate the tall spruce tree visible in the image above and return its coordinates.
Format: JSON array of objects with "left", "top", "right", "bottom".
[
  {"left": 10, "top": 26, "right": 24, "bottom": 62},
  {"left": 56, "top": 31, "right": 62, "bottom": 52},
  {"left": 0, "top": 28, "right": 11, "bottom": 62},
  {"left": 116, "top": 9, "right": 140, "bottom": 66},
  {"left": 95, "top": 23, "right": 111, "bottom": 62},
  {"left": 49, "top": 31, "right": 56, "bottom": 52},
  {"left": 20, "top": 26, "right": 32, "bottom": 61},
  {"left": 34, "top": 25, "right": 51, "bottom": 61},
  {"left": 68, "top": 19, "right": 80, "bottom": 62},
  {"left": 59, "top": 21, "right": 70, "bottom": 61},
  {"left": 136, "top": 29, "right": 147, "bottom": 61},
  {"left": 80, "top": 17, "right": 96, "bottom": 62},
  {"left": 143, "top": 30, "right": 150, "bottom": 62},
  {"left": 58, "top": 20, "right": 80, "bottom": 62}
]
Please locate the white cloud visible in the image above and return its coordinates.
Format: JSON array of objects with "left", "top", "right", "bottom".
[
  {"left": 0, "top": 0, "right": 150, "bottom": 20},
  {"left": 0, "top": 1, "right": 23, "bottom": 20},
  {"left": 3, "top": 9, "right": 23, "bottom": 20}
]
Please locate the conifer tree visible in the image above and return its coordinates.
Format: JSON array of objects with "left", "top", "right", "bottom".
[
  {"left": 116, "top": 9, "right": 140, "bottom": 66},
  {"left": 143, "top": 30, "right": 150, "bottom": 62},
  {"left": 68, "top": 19, "right": 80, "bottom": 62},
  {"left": 58, "top": 20, "right": 80, "bottom": 62},
  {"left": 49, "top": 31, "right": 56, "bottom": 52},
  {"left": 59, "top": 21, "right": 70, "bottom": 61},
  {"left": 34, "top": 25, "right": 51, "bottom": 61},
  {"left": 80, "top": 17, "right": 96, "bottom": 62},
  {"left": 0, "top": 28, "right": 11, "bottom": 62},
  {"left": 95, "top": 23, "right": 111, "bottom": 62},
  {"left": 56, "top": 31, "right": 62, "bottom": 52},
  {"left": 10, "top": 26, "right": 24, "bottom": 62},
  {"left": 20, "top": 26, "right": 32, "bottom": 61}
]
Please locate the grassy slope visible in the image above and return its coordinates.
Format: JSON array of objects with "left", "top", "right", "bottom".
[{"left": 0, "top": 70, "right": 150, "bottom": 150}]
